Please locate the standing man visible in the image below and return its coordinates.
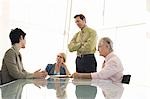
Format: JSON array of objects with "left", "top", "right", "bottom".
[
  {"left": 1, "top": 28, "right": 47, "bottom": 84},
  {"left": 68, "top": 14, "right": 97, "bottom": 73}
]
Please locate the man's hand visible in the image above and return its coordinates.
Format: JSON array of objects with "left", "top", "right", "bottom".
[
  {"left": 72, "top": 72, "right": 92, "bottom": 79},
  {"left": 33, "top": 69, "right": 48, "bottom": 79},
  {"left": 72, "top": 72, "right": 80, "bottom": 79}
]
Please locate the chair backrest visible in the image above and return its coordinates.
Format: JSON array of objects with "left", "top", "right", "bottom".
[{"left": 121, "top": 74, "right": 131, "bottom": 84}]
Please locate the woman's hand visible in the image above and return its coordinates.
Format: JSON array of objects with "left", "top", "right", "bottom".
[{"left": 62, "top": 62, "right": 67, "bottom": 67}]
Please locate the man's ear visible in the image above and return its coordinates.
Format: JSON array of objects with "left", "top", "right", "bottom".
[{"left": 83, "top": 18, "right": 86, "bottom": 23}]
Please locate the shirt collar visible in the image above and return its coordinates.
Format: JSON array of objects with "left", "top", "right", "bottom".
[
  {"left": 12, "top": 44, "right": 20, "bottom": 55},
  {"left": 81, "top": 25, "right": 88, "bottom": 33},
  {"left": 105, "top": 52, "right": 114, "bottom": 61}
]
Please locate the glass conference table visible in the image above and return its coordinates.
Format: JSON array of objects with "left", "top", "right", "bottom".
[{"left": 0, "top": 76, "right": 150, "bottom": 99}]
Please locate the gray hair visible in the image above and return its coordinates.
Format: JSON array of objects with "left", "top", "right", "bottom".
[{"left": 100, "top": 37, "right": 113, "bottom": 52}]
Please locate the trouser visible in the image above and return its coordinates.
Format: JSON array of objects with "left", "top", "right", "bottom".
[{"left": 76, "top": 54, "right": 97, "bottom": 73}]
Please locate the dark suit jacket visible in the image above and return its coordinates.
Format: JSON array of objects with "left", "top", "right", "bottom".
[
  {"left": 45, "top": 64, "right": 66, "bottom": 75},
  {"left": 1, "top": 44, "right": 33, "bottom": 84}
]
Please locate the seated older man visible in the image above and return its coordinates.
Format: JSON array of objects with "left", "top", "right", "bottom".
[{"left": 72, "top": 37, "right": 124, "bottom": 82}]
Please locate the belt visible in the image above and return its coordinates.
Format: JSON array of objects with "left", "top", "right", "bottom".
[{"left": 77, "top": 54, "right": 94, "bottom": 58}]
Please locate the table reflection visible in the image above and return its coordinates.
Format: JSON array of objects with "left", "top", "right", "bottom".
[
  {"left": 75, "top": 85, "right": 97, "bottom": 99},
  {"left": 0, "top": 78, "right": 124, "bottom": 99},
  {"left": 96, "top": 80, "right": 124, "bottom": 99},
  {"left": 73, "top": 79, "right": 124, "bottom": 99},
  {"left": 0, "top": 79, "right": 47, "bottom": 99},
  {"left": 1, "top": 80, "right": 24, "bottom": 99},
  {"left": 47, "top": 78, "right": 69, "bottom": 99}
]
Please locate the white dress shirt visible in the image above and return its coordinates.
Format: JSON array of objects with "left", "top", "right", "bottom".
[{"left": 91, "top": 52, "right": 124, "bottom": 82}]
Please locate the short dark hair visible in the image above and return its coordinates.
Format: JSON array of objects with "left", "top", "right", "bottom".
[
  {"left": 74, "top": 14, "right": 86, "bottom": 21},
  {"left": 9, "top": 28, "right": 26, "bottom": 45}
]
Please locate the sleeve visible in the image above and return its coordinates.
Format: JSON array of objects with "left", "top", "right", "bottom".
[
  {"left": 4, "top": 49, "right": 33, "bottom": 79},
  {"left": 78, "top": 30, "right": 97, "bottom": 52},
  {"left": 45, "top": 64, "right": 53, "bottom": 75},
  {"left": 62, "top": 66, "right": 70, "bottom": 75},
  {"left": 91, "top": 60, "right": 120, "bottom": 79},
  {"left": 68, "top": 33, "right": 81, "bottom": 52},
  {"left": 60, "top": 67, "right": 66, "bottom": 75}
]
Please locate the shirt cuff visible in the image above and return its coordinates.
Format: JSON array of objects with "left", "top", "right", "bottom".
[
  {"left": 26, "top": 73, "right": 34, "bottom": 78},
  {"left": 91, "top": 72, "right": 99, "bottom": 79}
]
